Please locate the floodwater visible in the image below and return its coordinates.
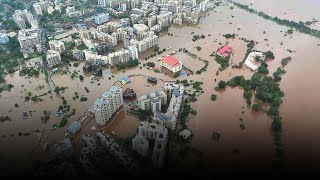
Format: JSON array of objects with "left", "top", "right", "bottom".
[{"left": 1, "top": 0, "right": 320, "bottom": 175}]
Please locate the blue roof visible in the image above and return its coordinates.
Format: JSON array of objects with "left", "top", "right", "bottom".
[
  {"left": 102, "top": 91, "right": 111, "bottom": 97},
  {"left": 68, "top": 121, "right": 81, "bottom": 133},
  {"left": 154, "top": 112, "right": 170, "bottom": 121},
  {"left": 180, "top": 70, "right": 187, "bottom": 76},
  {"left": 173, "top": 89, "right": 181, "bottom": 97},
  {"left": 119, "top": 76, "right": 131, "bottom": 83},
  {"left": 95, "top": 98, "right": 103, "bottom": 105},
  {"left": 151, "top": 98, "right": 160, "bottom": 103}
]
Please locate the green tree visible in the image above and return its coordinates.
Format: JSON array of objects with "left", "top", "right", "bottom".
[{"left": 252, "top": 103, "right": 262, "bottom": 111}]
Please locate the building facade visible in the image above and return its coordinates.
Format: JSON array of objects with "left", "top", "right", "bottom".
[
  {"left": 161, "top": 56, "right": 183, "bottom": 73},
  {"left": 89, "top": 86, "right": 124, "bottom": 126},
  {"left": 49, "top": 40, "right": 65, "bottom": 53},
  {"left": 47, "top": 50, "right": 62, "bottom": 68}
]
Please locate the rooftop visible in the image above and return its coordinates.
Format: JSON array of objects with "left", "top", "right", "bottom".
[
  {"left": 179, "top": 129, "right": 192, "bottom": 140},
  {"left": 154, "top": 111, "right": 170, "bottom": 121},
  {"left": 162, "top": 56, "right": 181, "bottom": 67},
  {"left": 217, "top": 45, "right": 233, "bottom": 57}
]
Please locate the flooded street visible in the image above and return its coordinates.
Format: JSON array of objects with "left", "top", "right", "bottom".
[{"left": 1, "top": 0, "right": 320, "bottom": 175}]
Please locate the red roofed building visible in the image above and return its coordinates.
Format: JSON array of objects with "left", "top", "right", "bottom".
[
  {"left": 161, "top": 56, "right": 183, "bottom": 73},
  {"left": 217, "top": 45, "right": 233, "bottom": 58}
]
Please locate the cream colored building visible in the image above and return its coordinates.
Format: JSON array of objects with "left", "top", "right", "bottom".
[{"left": 89, "top": 86, "right": 123, "bottom": 126}]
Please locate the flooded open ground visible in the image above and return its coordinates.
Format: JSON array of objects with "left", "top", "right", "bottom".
[{"left": 1, "top": 0, "right": 320, "bottom": 175}]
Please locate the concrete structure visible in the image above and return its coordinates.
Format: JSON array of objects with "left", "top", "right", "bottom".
[
  {"left": 13, "top": 10, "right": 38, "bottom": 29},
  {"left": 47, "top": 50, "right": 62, "bottom": 68},
  {"left": 132, "top": 134, "right": 149, "bottom": 157},
  {"left": 179, "top": 129, "right": 192, "bottom": 140},
  {"left": 49, "top": 40, "right": 65, "bottom": 53},
  {"left": 138, "top": 90, "right": 168, "bottom": 113},
  {"left": 98, "top": 0, "right": 108, "bottom": 7},
  {"left": 96, "top": 131, "right": 138, "bottom": 172},
  {"left": 244, "top": 51, "right": 265, "bottom": 71},
  {"left": 89, "top": 86, "right": 123, "bottom": 126},
  {"left": 33, "top": 1, "right": 50, "bottom": 15},
  {"left": 67, "top": 121, "right": 81, "bottom": 134},
  {"left": 94, "top": 13, "right": 110, "bottom": 25},
  {"left": 153, "top": 83, "right": 185, "bottom": 130},
  {"left": 128, "top": 45, "right": 139, "bottom": 60},
  {"left": 152, "top": 126, "right": 168, "bottom": 168},
  {"left": 48, "top": 138, "right": 73, "bottom": 161},
  {"left": 0, "top": 33, "right": 9, "bottom": 45},
  {"left": 18, "top": 28, "right": 41, "bottom": 55},
  {"left": 161, "top": 56, "right": 183, "bottom": 73},
  {"left": 130, "top": 33, "right": 159, "bottom": 52},
  {"left": 217, "top": 45, "right": 233, "bottom": 58}
]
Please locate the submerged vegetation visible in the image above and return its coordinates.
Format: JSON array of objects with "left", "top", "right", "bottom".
[{"left": 229, "top": 0, "right": 320, "bottom": 38}]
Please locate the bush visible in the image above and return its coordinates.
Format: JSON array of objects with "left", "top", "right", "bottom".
[
  {"left": 252, "top": 103, "right": 262, "bottom": 112},
  {"left": 146, "top": 62, "right": 155, "bottom": 67},
  {"left": 79, "top": 75, "right": 84, "bottom": 81},
  {"left": 281, "top": 57, "right": 292, "bottom": 66},
  {"left": 211, "top": 94, "right": 217, "bottom": 101},
  {"left": 80, "top": 97, "right": 88, "bottom": 102}
]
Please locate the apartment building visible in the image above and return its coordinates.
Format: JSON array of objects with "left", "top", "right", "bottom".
[
  {"left": 89, "top": 86, "right": 123, "bottom": 126},
  {"left": 133, "top": 121, "right": 168, "bottom": 168},
  {"left": 128, "top": 45, "right": 139, "bottom": 60},
  {"left": 49, "top": 40, "right": 65, "bottom": 53},
  {"left": 47, "top": 50, "right": 62, "bottom": 68},
  {"left": 94, "top": 13, "right": 110, "bottom": 25},
  {"left": 33, "top": 1, "right": 50, "bottom": 15},
  {"left": 13, "top": 10, "right": 38, "bottom": 29},
  {"left": 130, "top": 33, "right": 159, "bottom": 52},
  {"left": 138, "top": 90, "right": 167, "bottom": 113},
  {"left": 18, "top": 28, "right": 41, "bottom": 55},
  {"left": 132, "top": 134, "right": 149, "bottom": 157},
  {"left": 161, "top": 56, "right": 183, "bottom": 73}
]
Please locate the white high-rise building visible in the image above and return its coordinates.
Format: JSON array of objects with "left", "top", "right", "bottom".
[
  {"left": 13, "top": 10, "right": 38, "bottom": 29},
  {"left": 138, "top": 90, "right": 167, "bottom": 112},
  {"left": 18, "top": 28, "right": 41, "bottom": 55},
  {"left": 33, "top": 1, "right": 50, "bottom": 15},
  {"left": 33, "top": 3, "right": 43, "bottom": 15},
  {"left": 130, "top": 33, "right": 159, "bottom": 52},
  {"left": 49, "top": 40, "right": 65, "bottom": 53},
  {"left": 128, "top": 45, "right": 138, "bottom": 60},
  {"left": 152, "top": 126, "right": 168, "bottom": 168},
  {"left": 89, "top": 86, "right": 123, "bottom": 126},
  {"left": 94, "top": 13, "right": 110, "bottom": 25},
  {"left": 132, "top": 135, "right": 149, "bottom": 157},
  {"left": 47, "top": 50, "right": 62, "bottom": 68},
  {"left": 98, "top": 0, "right": 108, "bottom": 7}
]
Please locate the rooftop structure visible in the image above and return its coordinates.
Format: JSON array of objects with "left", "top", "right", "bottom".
[
  {"left": 217, "top": 45, "right": 233, "bottom": 58},
  {"left": 89, "top": 86, "right": 123, "bottom": 126},
  {"left": 161, "top": 56, "right": 183, "bottom": 73},
  {"left": 67, "top": 121, "right": 81, "bottom": 134},
  {"left": 0, "top": 33, "right": 9, "bottom": 45},
  {"left": 179, "top": 129, "right": 192, "bottom": 140},
  {"left": 244, "top": 51, "right": 266, "bottom": 71}
]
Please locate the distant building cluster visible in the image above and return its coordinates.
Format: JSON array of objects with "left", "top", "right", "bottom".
[
  {"left": 0, "top": 33, "right": 9, "bottom": 45},
  {"left": 65, "top": 6, "right": 83, "bottom": 18},
  {"left": 94, "top": 13, "right": 110, "bottom": 25},
  {"left": 33, "top": 0, "right": 62, "bottom": 15},
  {"left": 89, "top": 86, "right": 123, "bottom": 126},
  {"left": 134, "top": 83, "right": 185, "bottom": 168},
  {"left": 13, "top": 10, "right": 38, "bottom": 29},
  {"left": 18, "top": 28, "right": 41, "bottom": 55}
]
